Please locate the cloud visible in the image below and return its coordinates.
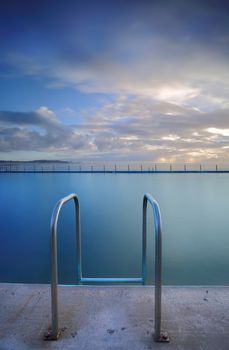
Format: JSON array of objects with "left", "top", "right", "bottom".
[
  {"left": 5, "top": 42, "right": 228, "bottom": 115},
  {"left": 2, "top": 0, "right": 229, "bottom": 113},
  {"left": 1, "top": 1, "right": 229, "bottom": 161},
  {"left": 0, "top": 107, "right": 59, "bottom": 128},
  {"left": 0, "top": 107, "right": 91, "bottom": 155},
  {"left": 206, "top": 128, "right": 229, "bottom": 137},
  {"left": 1, "top": 100, "right": 229, "bottom": 162}
]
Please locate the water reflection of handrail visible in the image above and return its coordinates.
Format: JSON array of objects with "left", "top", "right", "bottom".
[
  {"left": 142, "top": 193, "right": 169, "bottom": 342},
  {"left": 44, "top": 193, "right": 81, "bottom": 340}
]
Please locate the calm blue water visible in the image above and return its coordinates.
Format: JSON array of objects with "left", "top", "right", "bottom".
[{"left": 0, "top": 173, "right": 229, "bottom": 285}]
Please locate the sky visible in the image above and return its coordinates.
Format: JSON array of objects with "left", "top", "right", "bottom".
[{"left": 1, "top": 0, "right": 229, "bottom": 162}]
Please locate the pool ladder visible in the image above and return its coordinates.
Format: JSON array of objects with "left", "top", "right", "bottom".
[{"left": 44, "top": 193, "right": 169, "bottom": 343}]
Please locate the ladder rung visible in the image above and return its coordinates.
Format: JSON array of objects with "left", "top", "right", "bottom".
[{"left": 80, "top": 277, "right": 143, "bottom": 284}]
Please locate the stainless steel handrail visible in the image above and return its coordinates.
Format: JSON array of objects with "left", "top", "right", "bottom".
[
  {"left": 44, "top": 192, "right": 169, "bottom": 343},
  {"left": 142, "top": 193, "right": 169, "bottom": 342},
  {"left": 44, "top": 193, "right": 81, "bottom": 340}
]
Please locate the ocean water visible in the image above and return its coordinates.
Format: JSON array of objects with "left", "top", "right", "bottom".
[{"left": 0, "top": 173, "right": 229, "bottom": 285}]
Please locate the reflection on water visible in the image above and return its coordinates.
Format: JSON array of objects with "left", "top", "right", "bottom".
[{"left": 0, "top": 173, "right": 229, "bottom": 285}]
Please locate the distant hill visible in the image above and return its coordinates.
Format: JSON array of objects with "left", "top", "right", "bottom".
[{"left": 0, "top": 160, "right": 70, "bottom": 163}]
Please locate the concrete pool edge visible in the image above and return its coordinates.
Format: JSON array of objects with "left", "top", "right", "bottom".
[
  {"left": 1, "top": 283, "right": 229, "bottom": 350},
  {"left": 1, "top": 282, "right": 229, "bottom": 287}
]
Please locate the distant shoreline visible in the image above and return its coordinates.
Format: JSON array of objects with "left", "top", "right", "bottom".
[{"left": 0, "top": 160, "right": 70, "bottom": 163}]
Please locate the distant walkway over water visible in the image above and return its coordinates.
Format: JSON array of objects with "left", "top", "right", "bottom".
[{"left": 1, "top": 161, "right": 229, "bottom": 173}]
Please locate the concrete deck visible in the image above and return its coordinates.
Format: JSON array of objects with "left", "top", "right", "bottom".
[{"left": 0, "top": 284, "right": 229, "bottom": 350}]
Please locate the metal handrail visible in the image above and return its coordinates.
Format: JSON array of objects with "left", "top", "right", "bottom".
[
  {"left": 80, "top": 277, "right": 143, "bottom": 283},
  {"left": 44, "top": 193, "right": 81, "bottom": 340},
  {"left": 44, "top": 192, "right": 169, "bottom": 343},
  {"left": 142, "top": 193, "right": 169, "bottom": 342}
]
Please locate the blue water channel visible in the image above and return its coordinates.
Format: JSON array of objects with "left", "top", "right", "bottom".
[{"left": 0, "top": 173, "right": 229, "bottom": 285}]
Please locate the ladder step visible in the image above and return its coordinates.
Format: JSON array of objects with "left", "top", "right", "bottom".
[{"left": 80, "top": 277, "right": 143, "bottom": 284}]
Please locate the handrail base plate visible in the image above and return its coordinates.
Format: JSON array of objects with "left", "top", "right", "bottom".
[
  {"left": 43, "top": 329, "right": 61, "bottom": 341},
  {"left": 154, "top": 330, "right": 170, "bottom": 342}
]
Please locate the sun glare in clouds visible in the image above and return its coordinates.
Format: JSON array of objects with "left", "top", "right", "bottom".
[{"left": 155, "top": 86, "right": 199, "bottom": 105}]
